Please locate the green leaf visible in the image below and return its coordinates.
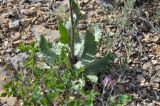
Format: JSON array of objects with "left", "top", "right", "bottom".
[
  {"left": 58, "top": 20, "right": 69, "bottom": 44},
  {"left": 71, "top": 78, "right": 85, "bottom": 91},
  {"left": 75, "top": 28, "right": 99, "bottom": 68},
  {"left": 84, "top": 53, "right": 111, "bottom": 75},
  {"left": 71, "top": 0, "right": 81, "bottom": 27},
  {"left": 60, "top": 47, "right": 66, "bottom": 60},
  {"left": 0, "top": 92, "right": 7, "bottom": 97},
  {"left": 80, "top": 29, "right": 97, "bottom": 60},
  {"left": 39, "top": 35, "right": 51, "bottom": 55},
  {"left": 118, "top": 94, "right": 131, "bottom": 105},
  {"left": 39, "top": 35, "right": 57, "bottom": 58},
  {"left": 87, "top": 75, "right": 98, "bottom": 83}
]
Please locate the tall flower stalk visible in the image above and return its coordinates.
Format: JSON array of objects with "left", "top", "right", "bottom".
[{"left": 69, "top": 0, "right": 75, "bottom": 68}]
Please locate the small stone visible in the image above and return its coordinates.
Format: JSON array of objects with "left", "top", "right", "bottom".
[
  {"left": 10, "top": 53, "right": 28, "bottom": 70},
  {"left": 9, "top": 20, "right": 20, "bottom": 30},
  {"left": 5, "top": 48, "right": 13, "bottom": 53},
  {"left": 13, "top": 32, "right": 21, "bottom": 41},
  {"left": 141, "top": 56, "right": 149, "bottom": 61},
  {"left": 3, "top": 41, "right": 8, "bottom": 49},
  {"left": 148, "top": 54, "right": 154, "bottom": 58},
  {"left": 137, "top": 103, "right": 143, "bottom": 106},
  {"left": 140, "top": 82, "right": 145, "bottom": 86},
  {"left": 137, "top": 74, "right": 145, "bottom": 83},
  {"left": 20, "top": 18, "right": 32, "bottom": 27},
  {"left": 142, "top": 62, "right": 151, "bottom": 70},
  {"left": 2, "top": 13, "right": 9, "bottom": 18},
  {"left": 136, "top": 68, "right": 142, "bottom": 73},
  {"left": 152, "top": 83, "right": 159, "bottom": 88},
  {"left": 78, "top": 24, "right": 87, "bottom": 30},
  {"left": 31, "top": 25, "right": 59, "bottom": 41},
  {"left": 0, "top": 6, "right": 4, "bottom": 13},
  {"left": 114, "top": 58, "right": 119, "bottom": 64},
  {"left": 13, "top": 40, "right": 21, "bottom": 45},
  {"left": 115, "top": 51, "right": 123, "bottom": 57},
  {"left": 151, "top": 76, "right": 160, "bottom": 83},
  {"left": 20, "top": 8, "right": 36, "bottom": 16},
  {"left": 0, "top": 97, "right": 17, "bottom": 106},
  {"left": 147, "top": 103, "right": 155, "bottom": 106},
  {"left": 144, "top": 99, "right": 152, "bottom": 103},
  {"left": 151, "top": 60, "right": 158, "bottom": 65}
]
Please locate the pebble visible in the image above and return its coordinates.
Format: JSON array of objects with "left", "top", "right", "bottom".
[
  {"left": 152, "top": 83, "right": 159, "bottom": 89},
  {"left": 0, "top": 0, "right": 159, "bottom": 106},
  {"left": 151, "top": 59, "right": 158, "bottom": 65},
  {"left": 10, "top": 53, "right": 28, "bottom": 70},
  {"left": 3, "top": 41, "right": 8, "bottom": 49},
  {"left": 5, "top": 48, "right": 12, "bottom": 53},
  {"left": 142, "top": 62, "right": 152, "bottom": 70},
  {"left": 136, "top": 68, "right": 142, "bottom": 73},
  {"left": 13, "top": 40, "right": 21, "bottom": 45},
  {"left": 9, "top": 20, "right": 20, "bottom": 30},
  {"left": 147, "top": 103, "right": 155, "bottom": 106},
  {"left": 20, "top": 18, "right": 32, "bottom": 27},
  {"left": 113, "top": 57, "right": 119, "bottom": 64},
  {"left": 137, "top": 74, "right": 145, "bottom": 83},
  {"left": 141, "top": 56, "right": 149, "bottom": 61},
  {"left": 151, "top": 76, "right": 160, "bottom": 83},
  {"left": 20, "top": 8, "right": 36, "bottom": 16},
  {"left": 12, "top": 32, "right": 21, "bottom": 41}
]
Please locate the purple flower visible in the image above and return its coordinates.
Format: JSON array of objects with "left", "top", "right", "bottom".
[{"left": 102, "top": 76, "right": 112, "bottom": 86}]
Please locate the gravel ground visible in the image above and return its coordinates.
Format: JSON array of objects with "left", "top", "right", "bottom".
[{"left": 0, "top": 0, "right": 160, "bottom": 105}]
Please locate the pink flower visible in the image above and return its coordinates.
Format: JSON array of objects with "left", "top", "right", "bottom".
[{"left": 102, "top": 76, "right": 112, "bottom": 86}]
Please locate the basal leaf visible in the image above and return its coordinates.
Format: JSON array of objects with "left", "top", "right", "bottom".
[
  {"left": 80, "top": 29, "right": 97, "bottom": 61},
  {"left": 84, "top": 53, "right": 111, "bottom": 75},
  {"left": 74, "top": 28, "right": 98, "bottom": 68},
  {"left": 39, "top": 35, "right": 52, "bottom": 55},
  {"left": 58, "top": 20, "right": 69, "bottom": 44},
  {"left": 39, "top": 35, "right": 57, "bottom": 58}
]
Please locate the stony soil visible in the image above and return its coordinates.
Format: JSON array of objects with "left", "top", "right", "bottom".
[{"left": 0, "top": 0, "right": 160, "bottom": 105}]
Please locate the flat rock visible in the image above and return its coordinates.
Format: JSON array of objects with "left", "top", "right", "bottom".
[
  {"left": 20, "top": 18, "right": 32, "bottom": 27},
  {"left": 31, "top": 25, "right": 59, "bottom": 42},
  {"left": 20, "top": 8, "right": 36, "bottom": 16},
  {"left": 10, "top": 53, "right": 28, "bottom": 70},
  {"left": 0, "top": 97, "right": 18, "bottom": 106},
  {"left": 9, "top": 20, "right": 20, "bottom": 30}
]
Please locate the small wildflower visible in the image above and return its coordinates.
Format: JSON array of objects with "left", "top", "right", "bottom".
[{"left": 102, "top": 76, "right": 112, "bottom": 86}]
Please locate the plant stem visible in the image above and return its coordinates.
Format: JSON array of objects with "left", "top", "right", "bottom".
[{"left": 69, "top": 0, "right": 75, "bottom": 67}]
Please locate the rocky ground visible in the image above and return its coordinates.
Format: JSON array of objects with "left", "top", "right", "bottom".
[{"left": 0, "top": 0, "right": 160, "bottom": 106}]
